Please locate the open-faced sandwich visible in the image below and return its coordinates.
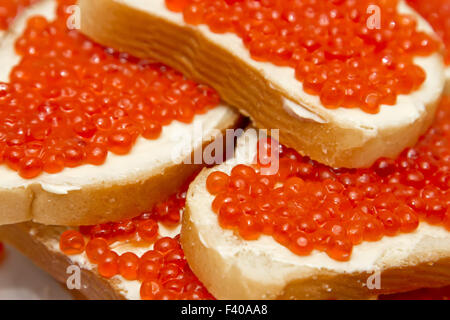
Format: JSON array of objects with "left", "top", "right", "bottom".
[
  {"left": 0, "top": 0, "right": 449, "bottom": 301},
  {"left": 79, "top": 0, "right": 448, "bottom": 168},
  {"left": 0, "top": 0, "right": 240, "bottom": 226}
]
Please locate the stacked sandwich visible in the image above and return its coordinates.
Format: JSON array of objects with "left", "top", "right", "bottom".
[{"left": 0, "top": 0, "right": 449, "bottom": 300}]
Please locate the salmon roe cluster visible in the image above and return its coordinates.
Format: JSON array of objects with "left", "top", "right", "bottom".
[
  {"left": 407, "top": 0, "right": 450, "bottom": 65},
  {"left": 0, "top": 0, "right": 37, "bottom": 30},
  {"left": 0, "top": 0, "right": 219, "bottom": 179},
  {"left": 207, "top": 96, "right": 450, "bottom": 261},
  {"left": 60, "top": 187, "right": 213, "bottom": 300},
  {"left": 166, "top": 0, "right": 439, "bottom": 113}
]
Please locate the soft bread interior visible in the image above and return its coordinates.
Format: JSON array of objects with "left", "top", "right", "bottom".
[
  {"left": 0, "top": 0, "right": 241, "bottom": 226},
  {"left": 79, "top": 0, "right": 445, "bottom": 168},
  {"left": 182, "top": 129, "right": 450, "bottom": 300}
]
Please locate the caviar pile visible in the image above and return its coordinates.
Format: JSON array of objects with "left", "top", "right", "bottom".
[
  {"left": 59, "top": 188, "right": 213, "bottom": 300},
  {"left": 0, "top": 0, "right": 37, "bottom": 30},
  {"left": 0, "top": 0, "right": 220, "bottom": 179},
  {"left": 207, "top": 96, "right": 450, "bottom": 261},
  {"left": 407, "top": 0, "right": 450, "bottom": 65},
  {"left": 166, "top": 0, "right": 439, "bottom": 113}
]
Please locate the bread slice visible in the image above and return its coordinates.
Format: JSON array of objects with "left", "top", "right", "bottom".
[
  {"left": 0, "top": 0, "right": 241, "bottom": 226},
  {"left": 0, "top": 216, "right": 208, "bottom": 300},
  {"left": 2, "top": 190, "right": 448, "bottom": 300},
  {"left": 4, "top": 221, "right": 449, "bottom": 301},
  {"left": 181, "top": 129, "right": 450, "bottom": 300},
  {"left": 78, "top": 0, "right": 445, "bottom": 169},
  {"left": 0, "top": 222, "right": 138, "bottom": 299}
]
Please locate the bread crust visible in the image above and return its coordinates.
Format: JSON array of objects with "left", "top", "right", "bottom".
[
  {"left": 0, "top": 222, "right": 126, "bottom": 299},
  {"left": 0, "top": 109, "right": 241, "bottom": 226},
  {"left": 182, "top": 167, "right": 450, "bottom": 300},
  {"left": 78, "top": 0, "right": 445, "bottom": 169}
]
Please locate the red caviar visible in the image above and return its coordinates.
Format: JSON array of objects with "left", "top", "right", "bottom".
[
  {"left": 138, "top": 259, "right": 161, "bottom": 281},
  {"left": 166, "top": 0, "right": 439, "bottom": 113},
  {"left": 98, "top": 250, "right": 119, "bottom": 278},
  {"left": 85, "top": 237, "right": 109, "bottom": 264},
  {"left": 60, "top": 186, "right": 213, "bottom": 300},
  {"left": 59, "top": 230, "right": 85, "bottom": 255},
  {"left": 0, "top": 0, "right": 37, "bottom": 30},
  {"left": 207, "top": 96, "right": 450, "bottom": 262},
  {"left": 137, "top": 219, "right": 159, "bottom": 243},
  {"left": 407, "top": 0, "right": 450, "bottom": 65},
  {"left": 0, "top": 0, "right": 219, "bottom": 179}
]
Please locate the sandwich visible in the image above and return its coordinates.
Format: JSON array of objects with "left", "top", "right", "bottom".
[
  {"left": 0, "top": 0, "right": 240, "bottom": 226},
  {"left": 0, "top": 0, "right": 233, "bottom": 300},
  {"left": 78, "top": 0, "right": 447, "bottom": 168},
  {"left": 183, "top": 97, "right": 450, "bottom": 298},
  {"left": 0, "top": 181, "right": 215, "bottom": 300},
  {"left": 0, "top": 0, "right": 449, "bottom": 301}
]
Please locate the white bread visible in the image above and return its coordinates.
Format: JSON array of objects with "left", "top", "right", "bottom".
[
  {"left": 0, "top": 0, "right": 241, "bottom": 226},
  {"left": 0, "top": 222, "right": 138, "bottom": 299},
  {"left": 3, "top": 221, "right": 450, "bottom": 300},
  {"left": 0, "top": 220, "right": 186, "bottom": 300},
  {"left": 78, "top": 0, "right": 445, "bottom": 169},
  {"left": 181, "top": 129, "right": 450, "bottom": 300}
]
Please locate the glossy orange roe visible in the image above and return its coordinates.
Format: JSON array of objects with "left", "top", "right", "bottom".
[
  {"left": 407, "top": 0, "right": 450, "bottom": 65},
  {"left": 207, "top": 96, "right": 450, "bottom": 262},
  {"left": 0, "top": 0, "right": 37, "bottom": 30},
  {"left": 59, "top": 230, "right": 85, "bottom": 255},
  {"left": 380, "top": 286, "right": 450, "bottom": 300},
  {"left": 0, "top": 0, "right": 220, "bottom": 179},
  {"left": 61, "top": 186, "right": 213, "bottom": 300},
  {"left": 166, "top": 0, "right": 439, "bottom": 113}
]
